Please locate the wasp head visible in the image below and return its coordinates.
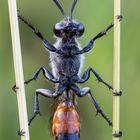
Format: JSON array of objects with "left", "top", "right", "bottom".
[
  {"left": 53, "top": 17, "right": 84, "bottom": 39},
  {"left": 53, "top": 0, "right": 84, "bottom": 39}
]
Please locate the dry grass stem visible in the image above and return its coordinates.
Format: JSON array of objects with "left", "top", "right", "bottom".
[
  {"left": 113, "top": 0, "right": 121, "bottom": 139},
  {"left": 8, "top": 0, "right": 30, "bottom": 140}
]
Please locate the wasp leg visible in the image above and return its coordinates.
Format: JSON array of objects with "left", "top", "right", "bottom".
[
  {"left": 73, "top": 23, "right": 114, "bottom": 55},
  {"left": 76, "top": 67, "right": 113, "bottom": 90},
  {"left": 28, "top": 84, "right": 66, "bottom": 125},
  {"left": 28, "top": 88, "right": 53, "bottom": 125},
  {"left": 12, "top": 67, "right": 58, "bottom": 92},
  {"left": 25, "top": 66, "right": 60, "bottom": 85},
  {"left": 87, "top": 90, "right": 112, "bottom": 126},
  {"left": 71, "top": 85, "right": 112, "bottom": 126},
  {"left": 18, "top": 11, "right": 64, "bottom": 55}
]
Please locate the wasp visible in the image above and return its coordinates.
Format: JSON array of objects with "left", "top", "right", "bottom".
[{"left": 16, "top": 0, "right": 117, "bottom": 139}]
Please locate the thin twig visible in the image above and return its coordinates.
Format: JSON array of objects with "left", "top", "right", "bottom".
[
  {"left": 8, "top": 0, "right": 30, "bottom": 140},
  {"left": 113, "top": 0, "right": 121, "bottom": 139}
]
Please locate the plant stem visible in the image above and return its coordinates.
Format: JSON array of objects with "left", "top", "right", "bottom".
[
  {"left": 8, "top": 0, "right": 30, "bottom": 140},
  {"left": 113, "top": 0, "right": 121, "bottom": 139}
]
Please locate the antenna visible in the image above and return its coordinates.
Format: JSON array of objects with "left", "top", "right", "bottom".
[
  {"left": 70, "top": 0, "right": 78, "bottom": 19},
  {"left": 53, "top": 0, "right": 65, "bottom": 17}
]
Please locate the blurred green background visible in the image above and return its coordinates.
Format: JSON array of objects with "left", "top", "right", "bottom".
[{"left": 0, "top": 0, "right": 139, "bottom": 140}]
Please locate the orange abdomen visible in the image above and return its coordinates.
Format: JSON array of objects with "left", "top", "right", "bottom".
[{"left": 52, "top": 102, "right": 80, "bottom": 138}]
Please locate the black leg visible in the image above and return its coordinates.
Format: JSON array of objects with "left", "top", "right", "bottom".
[
  {"left": 25, "top": 66, "right": 60, "bottom": 85},
  {"left": 28, "top": 88, "right": 53, "bottom": 125},
  {"left": 12, "top": 67, "right": 60, "bottom": 92},
  {"left": 88, "top": 90, "right": 112, "bottom": 126},
  {"left": 73, "top": 23, "right": 114, "bottom": 55},
  {"left": 28, "top": 84, "right": 66, "bottom": 125},
  {"left": 18, "top": 11, "right": 64, "bottom": 55},
  {"left": 71, "top": 85, "right": 112, "bottom": 126},
  {"left": 12, "top": 66, "right": 58, "bottom": 92},
  {"left": 18, "top": 10, "right": 44, "bottom": 40},
  {"left": 76, "top": 67, "right": 113, "bottom": 90}
]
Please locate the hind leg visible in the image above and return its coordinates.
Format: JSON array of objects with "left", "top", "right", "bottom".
[
  {"left": 71, "top": 85, "right": 112, "bottom": 126},
  {"left": 29, "top": 84, "right": 66, "bottom": 125},
  {"left": 28, "top": 88, "right": 53, "bottom": 125}
]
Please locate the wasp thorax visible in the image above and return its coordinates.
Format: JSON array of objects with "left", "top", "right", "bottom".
[{"left": 53, "top": 18, "right": 84, "bottom": 38}]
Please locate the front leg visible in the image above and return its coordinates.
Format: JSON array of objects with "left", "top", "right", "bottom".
[
  {"left": 73, "top": 23, "right": 114, "bottom": 55},
  {"left": 76, "top": 67, "right": 113, "bottom": 90},
  {"left": 18, "top": 11, "right": 64, "bottom": 55}
]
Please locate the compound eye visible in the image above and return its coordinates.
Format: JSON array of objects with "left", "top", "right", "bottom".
[
  {"left": 53, "top": 22, "right": 64, "bottom": 37},
  {"left": 77, "top": 23, "right": 85, "bottom": 37}
]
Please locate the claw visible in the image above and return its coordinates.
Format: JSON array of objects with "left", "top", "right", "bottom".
[
  {"left": 18, "top": 129, "right": 25, "bottom": 136},
  {"left": 24, "top": 81, "right": 29, "bottom": 85},
  {"left": 96, "top": 111, "right": 98, "bottom": 116},
  {"left": 12, "top": 84, "right": 19, "bottom": 92},
  {"left": 24, "top": 77, "right": 36, "bottom": 85},
  {"left": 28, "top": 111, "right": 41, "bottom": 126},
  {"left": 113, "top": 90, "right": 122, "bottom": 96},
  {"left": 35, "top": 110, "right": 42, "bottom": 116},
  {"left": 113, "top": 131, "right": 122, "bottom": 137},
  {"left": 116, "top": 15, "right": 123, "bottom": 22}
]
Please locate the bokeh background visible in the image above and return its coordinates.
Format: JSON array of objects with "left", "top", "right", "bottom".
[{"left": 0, "top": 0, "right": 139, "bottom": 140}]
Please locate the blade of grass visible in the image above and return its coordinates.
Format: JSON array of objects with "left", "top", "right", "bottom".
[
  {"left": 113, "top": 0, "right": 121, "bottom": 139},
  {"left": 8, "top": 0, "right": 30, "bottom": 140}
]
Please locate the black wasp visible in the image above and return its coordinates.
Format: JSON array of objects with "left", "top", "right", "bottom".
[{"left": 14, "top": 0, "right": 122, "bottom": 140}]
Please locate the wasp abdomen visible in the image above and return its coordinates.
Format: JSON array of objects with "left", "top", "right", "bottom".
[{"left": 52, "top": 102, "right": 80, "bottom": 140}]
